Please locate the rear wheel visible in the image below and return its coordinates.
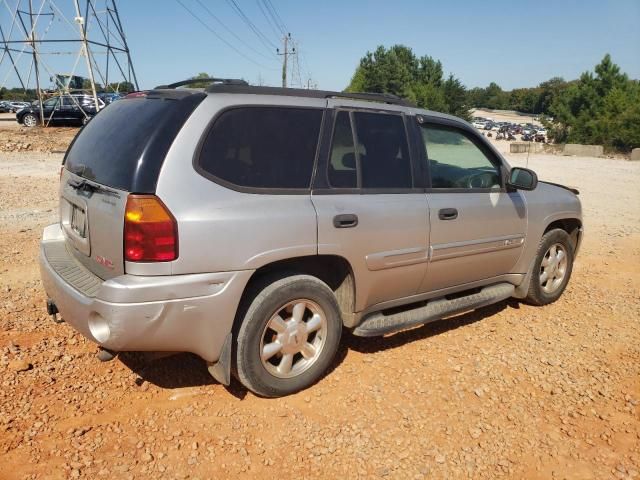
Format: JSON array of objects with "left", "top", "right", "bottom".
[
  {"left": 23, "top": 113, "right": 38, "bottom": 127},
  {"left": 235, "top": 275, "right": 342, "bottom": 397},
  {"left": 524, "top": 228, "right": 574, "bottom": 306}
]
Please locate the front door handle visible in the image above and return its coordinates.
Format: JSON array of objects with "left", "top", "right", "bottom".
[
  {"left": 333, "top": 214, "right": 358, "bottom": 228},
  {"left": 438, "top": 208, "right": 458, "bottom": 220}
]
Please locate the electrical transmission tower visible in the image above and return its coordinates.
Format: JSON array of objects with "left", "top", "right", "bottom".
[{"left": 0, "top": 0, "right": 138, "bottom": 125}]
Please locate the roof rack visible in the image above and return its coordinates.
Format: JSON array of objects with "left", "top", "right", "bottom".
[
  {"left": 204, "top": 84, "right": 415, "bottom": 107},
  {"left": 327, "top": 91, "right": 410, "bottom": 106},
  {"left": 154, "top": 78, "right": 249, "bottom": 90}
]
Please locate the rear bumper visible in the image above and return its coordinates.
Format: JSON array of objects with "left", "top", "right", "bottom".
[{"left": 39, "top": 224, "right": 253, "bottom": 362}]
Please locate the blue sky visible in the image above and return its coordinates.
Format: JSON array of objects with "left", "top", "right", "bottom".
[{"left": 3, "top": 0, "right": 640, "bottom": 91}]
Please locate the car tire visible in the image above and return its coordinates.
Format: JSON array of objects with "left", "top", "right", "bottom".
[
  {"left": 22, "top": 113, "right": 38, "bottom": 127},
  {"left": 524, "top": 228, "right": 574, "bottom": 306},
  {"left": 234, "top": 274, "right": 342, "bottom": 397}
]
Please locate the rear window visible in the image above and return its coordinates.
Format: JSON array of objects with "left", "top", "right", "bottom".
[
  {"left": 197, "top": 107, "right": 323, "bottom": 190},
  {"left": 65, "top": 95, "right": 204, "bottom": 192}
]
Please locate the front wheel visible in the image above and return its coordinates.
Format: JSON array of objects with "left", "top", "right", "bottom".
[
  {"left": 524, "top": 228, "right": 575, "bottom": 306},
  {"left": 22, "top": 113, "right": 38, "bottom": 127},
  {"left": 235, "top": 275, "right": 342, "bottom": 397}
]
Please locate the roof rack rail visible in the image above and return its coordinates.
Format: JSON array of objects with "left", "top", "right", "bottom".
[
  {"left": 325, "top": 91, "right": 411, "bottom": 106},
  {"left": 203, "top": 84, "right": 415, "bottom": 107},
  {"left": 155, "top": 78, "right": 249, "bottom": 90}
]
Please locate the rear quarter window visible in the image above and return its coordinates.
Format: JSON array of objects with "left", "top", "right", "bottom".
[{"left": 197, "top": 107, "right": 323, "bottom": 190}]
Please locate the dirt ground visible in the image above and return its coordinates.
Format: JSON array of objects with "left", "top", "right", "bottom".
[
  {"left": 0, "top": 116, "right": 77, "bottom": 153},
  {"left": 0, "top": 127, "right": 639, "bottom": 480}
]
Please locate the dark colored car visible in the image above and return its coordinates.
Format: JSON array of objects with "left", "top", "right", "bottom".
[{"left": 16, "top": 94, "right": 105, "bottom": 127}]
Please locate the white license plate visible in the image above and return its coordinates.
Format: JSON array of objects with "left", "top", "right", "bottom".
[{"left": 70, "top": 205, "right": 86, "bottom": 238}]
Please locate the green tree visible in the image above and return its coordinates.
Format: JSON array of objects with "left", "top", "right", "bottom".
[
  {"left": 106, "top": 81, "right": 135, "bottom": 93},
  {"left": 546, "top": 54, "right": 639, "bottom": 151},
  {"left": 346, "top": 45, "right": 470, "bottom": 120},
  {"left": 188, "top": 72, "right": 215, "bottom": 88},
  {"left": 536, "top": 77, "right": 567, "bottom": 114}
]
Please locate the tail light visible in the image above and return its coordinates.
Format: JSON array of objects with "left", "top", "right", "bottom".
[{"left": 124, "top": 195, "right": 178, "bottom": 262}]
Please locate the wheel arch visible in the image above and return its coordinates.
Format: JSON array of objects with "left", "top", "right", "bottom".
[
  {"left": 513, "top": 216, "right": 582, "bottom": 299},
  {"left": 543, "top": 217, "right": 582, "bottom": 253},
  {"left": 237, "top": 254, "right": 357, "bottom": 328}
]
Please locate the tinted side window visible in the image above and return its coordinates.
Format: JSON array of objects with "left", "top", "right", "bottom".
[
  {"left": 353, "top": 112, "right": 412, "bottom": 189},
  {"left": 421, "top": 125, "right": 501, "bottom": 189},
  {"left": 43, "top": 97, "right": 59, "bottom": 108},
  {"left": 328, "top": 111, "right": 357, "bottom": 188},
  {"left": 199, "top": 107, "right": 323, "bottom": 189}
]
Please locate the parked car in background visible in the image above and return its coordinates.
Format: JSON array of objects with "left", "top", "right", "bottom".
[
  {"left": 16, "top": 94, "right": 105, "bottom": 127},
  {"left": 40, "top": 78, "right": 583, "bottom": 397},
  {"left": 125, "top": 90, "right": 149, "bottom": 99},
  {"left": 9, "top": 101, "right": 31, "bottom": 113},
  {"left": 98, "top": 92, "right": 124, "bottom": 105},
  {"left": 0, "top": 101, "right": 11, "bottom": 113},
  {"left": 521, "top": 132, "right": 535, "bottom": 142}
]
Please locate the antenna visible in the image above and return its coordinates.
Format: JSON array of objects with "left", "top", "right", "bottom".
[{"left": 0, "top": 0, "right": 138, "bottom": 126}]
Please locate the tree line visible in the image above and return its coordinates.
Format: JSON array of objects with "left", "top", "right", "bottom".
[{"left": 346, "top": 46, "right": 639, "bottom": 152}]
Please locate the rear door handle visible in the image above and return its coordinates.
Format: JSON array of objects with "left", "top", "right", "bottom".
[
  {"left": 438, "top": 208, "right": 458, "bottom": 220},
  {"left": 333, "top": 214, "right": 358, "bottom": 228}
]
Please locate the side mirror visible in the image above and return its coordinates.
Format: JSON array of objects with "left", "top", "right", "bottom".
[{"left": 507, "top": 167, "right": 538, "bottom": 191}]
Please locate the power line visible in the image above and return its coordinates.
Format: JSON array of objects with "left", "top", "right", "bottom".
[
  {"left": 224, "top": 0, "right": 278, "bottom": 51},
  {"left": 264, "top": 0, "right": 287, "bottom": 34},
  {"left": 174, "top": 0, "right": 276, "bottom": 71},
  {"left": 255, "top": 0, "right": 281, "bottom": 39},
  {"left": 194, "top": 0, "right": 277, "bottom": 61}
]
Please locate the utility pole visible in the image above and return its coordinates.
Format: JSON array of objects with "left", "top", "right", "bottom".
[{"left": 277, "top": 33, "right": 293, "bottom": 88}]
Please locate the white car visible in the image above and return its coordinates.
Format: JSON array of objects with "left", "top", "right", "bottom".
[
  {"left": 472, "top": 121, "right": 485, "bottom": 129},
  {"left": 9, "top": 101, "right": 30, "bottom": 113}
]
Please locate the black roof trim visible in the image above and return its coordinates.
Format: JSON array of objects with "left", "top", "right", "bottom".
[
  {"left": 204, "top": 84, "right": 415, "bottom": 107},
  {"left": 146, "top": 89, "right": 204, "bottom": 100},
  {"left": 154, "top": 78, "right": 249, "bottom": 89}
]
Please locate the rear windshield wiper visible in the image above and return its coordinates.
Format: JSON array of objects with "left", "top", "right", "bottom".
[{"left": 68, "top": 179, "right": 119, "bottom": 197}]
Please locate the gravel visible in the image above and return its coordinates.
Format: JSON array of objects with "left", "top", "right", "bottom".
[{"left": 0, "top": 144, "right": 638, "bottom": 479}]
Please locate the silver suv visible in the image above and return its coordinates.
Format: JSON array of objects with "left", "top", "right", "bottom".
[{"left": 39, "top": 78, "right": 582, "bottom": 397}]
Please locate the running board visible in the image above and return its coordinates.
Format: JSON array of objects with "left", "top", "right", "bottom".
[{"left": 352, "top": 283, "right": 515, "bottom": 337}]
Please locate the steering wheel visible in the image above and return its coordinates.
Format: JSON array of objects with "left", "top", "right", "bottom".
[{"left": 464, "top": 172, "right": 499, "bottom": 189}]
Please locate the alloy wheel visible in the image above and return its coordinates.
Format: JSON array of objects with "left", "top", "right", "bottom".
[
  {"left": 259, "top": 299, "right": 328, "bottom": 379},
  {"left": 539, "top": 243, "right": 568, "bottom": 294}
]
